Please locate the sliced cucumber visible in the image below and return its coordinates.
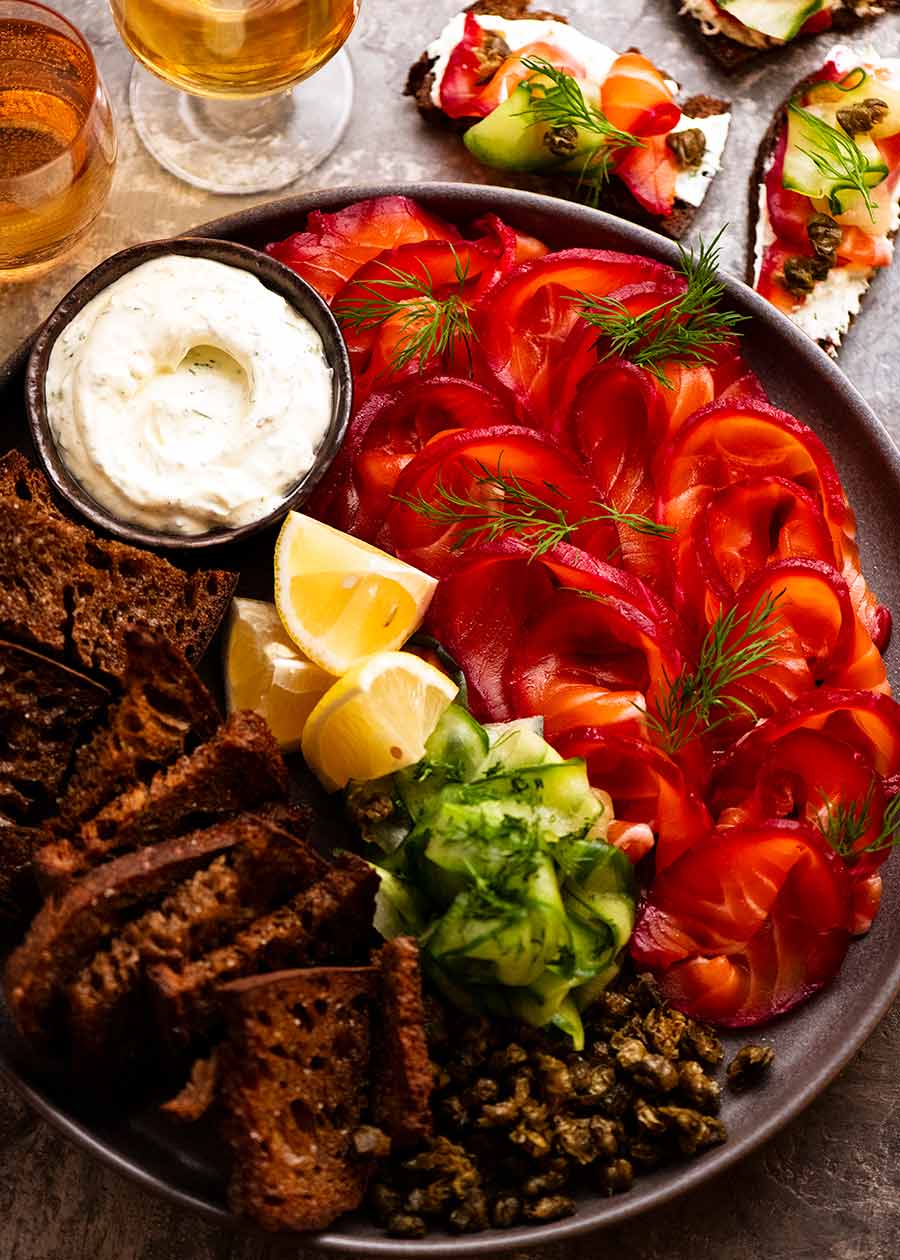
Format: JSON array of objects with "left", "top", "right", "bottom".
[
  {"left": 567, "top": 887, "right": 635, "bottom": 954},
  {"left": 783, "top": 101, "right": 888, "bottom": 215},
  {"left": 549, "top": 997, "right": 586, "bottom": 1051},
  {"left": 423, "top": 877, "right": 568, "bottom": 989},
  {"left": 482, "top": 716, "right": 562, "bottom": 775},
  {"left": 444, "top": 760, "right": 604, "bottom": 842},
  {"left": 805, "top": 67, "right": 900, "bottom": 140},
  {"left": 573, "top": 958, "right": 623, "bottom": 1012},
  {"left": 717, "top": 0, "right": 825, "bottom": 42},
  {"left": 370, "top": 865, "right": 430, "bottom": 939},
  {"left": 464, "top": 79, "right": 598, "bottom": 175},
  {"left": 395, "top": 703, "right": 489, "bottom": 820}
]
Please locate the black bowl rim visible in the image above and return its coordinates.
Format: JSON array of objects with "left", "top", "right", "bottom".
[
  {"left": 24, "top": 235, "right": 353, "bottom": 551},
  {"left": 3, "top": 181, "right": 900, "bottom": 1256}
]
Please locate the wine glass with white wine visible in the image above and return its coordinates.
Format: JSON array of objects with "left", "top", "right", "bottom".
[{"left": 106, "top": 0, "right": 359, "bottom": 194}]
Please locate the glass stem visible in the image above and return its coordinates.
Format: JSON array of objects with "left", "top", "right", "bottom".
[{"left": 184, "top": 90, "right": 294, "bottom": 139}]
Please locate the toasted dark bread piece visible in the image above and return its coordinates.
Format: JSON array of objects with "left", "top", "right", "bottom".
[
  {"left": 4, "top": 818, "right": 273, "bottom": 1050},
  {"left": 0, "top": 640, "right": 109, "bottom": 823},
  {"left": 161, "top": 1049, "right": 221, "bottom": 1122},
  {"left": 674, "top": 0, "right": 900, "bottom": 71},
  {"left": 52, "top": 629, "right": 219, "bottom": 832},
  {"left": 0, "top": 823, "right": 42, "bottom": 947},
  {"left": 66, "top": 818, "right": 326, "bottom": 1070},
  {"left": 149, "top": 852, "right": 378, "bottom": 1050},
  {"left": 373, "top": 936, "right": 433, "bottom": 1150},
  {"left": 0, "top": 455, "right": 236, "bottom": 680},
  {"left": 0, "top": 450, "right": 58, "bottom": 512},
  {"left": 220, "top": 966, "right": 379, "bottom": 1231},
  {"left": 405, "top": 2, "right": 730, "bottom": 239},
  {"left": 36, "top": 710, "right": 288, "bottom": 888},
  {"left": 747, "top": 64, "right": 900, "bottom": 356}
]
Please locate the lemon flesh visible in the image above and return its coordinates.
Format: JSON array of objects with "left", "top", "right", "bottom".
[
  {"left": 225, "top": 597, "right": 331, "bottom": 753},
  {"left": 301, "top": 651, "right": 458, "bottom": 792},
  {"left": 274, "top": 512, "right": 438, "bottom": 676}
]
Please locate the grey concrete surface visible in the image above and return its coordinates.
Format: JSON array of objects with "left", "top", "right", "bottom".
[{"left": 2, "top": 2, "right": 900, "bottom": 1257}]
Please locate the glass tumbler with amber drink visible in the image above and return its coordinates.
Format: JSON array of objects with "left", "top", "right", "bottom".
[
  {"left": 107, "top": 0, "right": 360, "bottom": 194},
  {"left": 0, "top": 2, "right": 116, "bottom": 279}
]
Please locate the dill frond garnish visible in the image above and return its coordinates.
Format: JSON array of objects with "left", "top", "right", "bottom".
[
  {"left": 645, "top": 590, "right": 784, "bottom": 754},
  {"left": 334, "top": 245, "right": 477, "bottom": 374},
  {"left": 570, "top": 228, "right": 747, "bottom": 388},
  {"left": 518, "top": 56, "right": 643, "bottom": 207},
  {"left": 788, "top": 99, "right": 888, "bottom": 221},
  {"left": 818, "top": 786, "right": 900, "bottom": 859},
  {"left": 395, "top": 456, "right": 674, "bottom": 558}
]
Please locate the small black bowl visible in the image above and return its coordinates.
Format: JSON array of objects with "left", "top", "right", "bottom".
[{"left": 24, "top": 236, "right": 352, "bottom": 551}]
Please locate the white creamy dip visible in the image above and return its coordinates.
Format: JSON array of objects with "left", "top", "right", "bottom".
[{"left": 46, "top": 255, "right": 333, "bottom": 535}]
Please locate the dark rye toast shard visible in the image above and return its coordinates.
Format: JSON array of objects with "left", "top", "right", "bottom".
[
  {"left": 675, "top": 1, "right": 900, "bottom": 72},
  {"left": 65, "top": 819, "right": 326, "bottom": 1071},
  {"left": 405, "top": 0, "right": 731, "bottom": 239},
  {"left": 0, "top": 450, "right": 237, "bottom": 681},
  {"left": 372, "top": 936, "right": 433, "bottom": 1150},
  {"left": 4, "top": 818, "right": 280, "bottom": 1050},
  {"left": 0, "top": 640, "right": 109, "bottom": 824},
  {"left": 50, "top": 628, "right": 220, "bottom": 833},
  {"left": 0, "top": 823, "right": 42, "bottom": 946},
  {"left": 219, "top": 967, "right": 380, "bottom": 1232},
  {"left": 35, "top": 710, "right": 289, "bottom": 889},
  {"left": 748, "top": 46, "right": 900, "bottom": 355},
  {"left": 149, "top": 852, "right": 378, "bottom": 1051}
]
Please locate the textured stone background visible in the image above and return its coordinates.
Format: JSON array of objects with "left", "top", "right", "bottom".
[{"left": 2, "top": 2, "right": 900, "bottom": 1257}]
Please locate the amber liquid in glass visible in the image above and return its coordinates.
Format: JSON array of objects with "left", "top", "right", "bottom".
[
  {"left": 0, "top": 16, "right": 116, "bottom": 275},
  {"left": 108, "top": 0, "right": 359, "bottom": 100}
]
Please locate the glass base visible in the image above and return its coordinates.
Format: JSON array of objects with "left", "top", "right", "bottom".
[{"left": 128, "top": 50, "right": 353, "bottom": 195}]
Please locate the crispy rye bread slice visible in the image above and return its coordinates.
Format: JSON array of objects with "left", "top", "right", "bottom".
[
  {"left": 36, "top": 710, "right": 289, "bottom": 888},
  {"left": 673, "top": 0, "right": 900, "bottom": 72},
  {"left": 66, "top": 818, "right": 327, "bottom": 1070},
  {"left": 5, "top": 816, "right": 297, "bottom": 1049},
  {"left": 220, "top": 966, "right": 379, "bottom": 1232},
  {"left": 0, "top": 451, "right": 237, "bottom": 681},
  {"left": 51, "top": 628, "right": 219, "bottom": 832},
  {"left": 372, "top": 936, "right": 433, "bottom": 1150},
  {"left": 404, "top": 1, "right": 730, "bottom": 239},
  {"left": 0, "top": 823, "right": 42, "bottom": 947},
  {"left": 149, "top": 852, "right": 378, "bottom": 1051},
  {"left": 0, "top": 640, "right": 109, "bottom": 823},
  {"left": 746, "top": 62, "right": 900, "bottom": 356}
]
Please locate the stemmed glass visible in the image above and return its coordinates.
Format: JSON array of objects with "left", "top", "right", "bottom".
[
  {"left": 0, "top": 1, "right": 117, "bottom": 279},
  {"left": 105, "top": 0, "right": 360, "bottom": 195}
]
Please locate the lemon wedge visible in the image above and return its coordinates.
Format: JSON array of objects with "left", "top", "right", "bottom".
[
  {"left": 274, "top": 513, "right": 438, "bottom": 677},
  {"left": 225, "top": 597, "right": 332, "bottom": 753},
  {"left": 301, "top": 651, "right": 459, "bottom": 792}
]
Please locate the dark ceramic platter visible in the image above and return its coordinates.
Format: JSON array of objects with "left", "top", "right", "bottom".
[{"left": 2, "top": 184, "right": 900, "bottom": 1256}]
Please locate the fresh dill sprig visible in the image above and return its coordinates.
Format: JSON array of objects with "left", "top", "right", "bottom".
[
  {"left": 570, "top": 227, "right": 748, "bottom": 388},
  {"left": 818, "top": 786, "right": 900, "bottom": 859},
  {"left": 817, "top": 785, "right": 874, "bottom": 858},
  {"left": 788, "top": 99, "right": 888, "bottom": 221},
  {"left": 645, "top": 590, "right": 784, "bottom": 755},
  {"left": 518, "top": 56, "right": 643, "bottom": 207},
  {"left": 395, "top": 456, "right": 674, "bottom": 559},
  {"left": 334, "top": 246, "right": 476, "bottom": 374}
]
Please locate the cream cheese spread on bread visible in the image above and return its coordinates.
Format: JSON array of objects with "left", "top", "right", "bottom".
[{"left": 679, "top": 0, "right": 883, "bottom": 48}]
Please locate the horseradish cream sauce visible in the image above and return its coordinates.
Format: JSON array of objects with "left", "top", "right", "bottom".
[{"left": 45, "top": 254, "right": 333, "bottom": 535}]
